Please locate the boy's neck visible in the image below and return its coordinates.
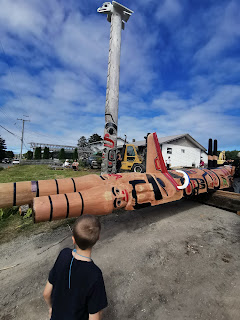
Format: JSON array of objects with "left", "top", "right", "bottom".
[{"left": 73, "top": 246, "right": 92, "bottom": 261}]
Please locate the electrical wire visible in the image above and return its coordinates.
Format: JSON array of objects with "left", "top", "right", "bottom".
[
  {"left": 0, "top": 41, "right": 77, "bottom": 149},
  {"left": 0, "top": 124, "right": 20, "bottom": 138},
  {"left": 0, "top": 107, "right": 23, "bottom": 135}
]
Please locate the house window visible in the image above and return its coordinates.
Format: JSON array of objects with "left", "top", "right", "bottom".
[
  {"left": 167, "top": 148, "right": 172, "bottom": 154},
  {"left": 181, "top": 149, "right": 185, "bottom": 153}
]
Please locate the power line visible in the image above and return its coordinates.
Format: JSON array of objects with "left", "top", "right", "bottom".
[
  {"left": 23, "top": 140, "right": 30, "bottom": 151},
  {"left": 0, "top": 124, "right": 20, "bottom": 138},
  {"left": 0, "top": 107, "right": 23, "bottom": 133}
]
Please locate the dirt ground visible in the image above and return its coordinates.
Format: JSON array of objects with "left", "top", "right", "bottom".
[{"left": 0, "top": 199, "right": 240, "bottom": 320}]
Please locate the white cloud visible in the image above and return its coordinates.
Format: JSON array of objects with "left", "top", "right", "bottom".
[
  {"left": 194, "top": 0, "right": 240, "bottom": 63},
  {"left": 155, "top": 0, "right": 183, "bottom": 23},
  {"left": 0, "top": 0, "right": 239, "bottom": 154},
  {"left": 0, "top": 0, "right": 45, "bottom": 37}
]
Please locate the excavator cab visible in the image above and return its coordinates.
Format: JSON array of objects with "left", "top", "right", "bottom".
[{"left": 120, "top": 144, "right": 145, "bottom": 172}]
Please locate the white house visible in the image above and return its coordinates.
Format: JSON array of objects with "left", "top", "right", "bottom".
[
  {"left": 159, "top": 134, "right": 208, "bottom": 168},
  {"left": 132, "top": 134, "right": 208, "bottom": 168}
]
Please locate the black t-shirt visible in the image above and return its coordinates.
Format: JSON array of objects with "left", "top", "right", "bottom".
[
  {"left": 233, "top": 159, "right": 240, "bottom": 178},
  {"left": 48, "top": 248, "right": 108, "bottom": 320}
]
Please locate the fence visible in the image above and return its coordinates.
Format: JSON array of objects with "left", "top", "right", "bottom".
[{"left": 21, "top": 159, "right": 61, "bottom": 166}]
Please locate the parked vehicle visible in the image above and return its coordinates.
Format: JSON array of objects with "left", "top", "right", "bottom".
[
  {"left": 12, "top": 159, "right": 20, "bottom": 165},
  {"left": 2, "top": 158, "right": 11, "bottom": 164},
  {"left": 87, "top": 154, "right": 102, "bottom": 169}
]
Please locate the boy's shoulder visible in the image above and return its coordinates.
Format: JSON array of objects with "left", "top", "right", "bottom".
[
  {"left": 56, "top": 247, "right": 72, "bottom": 261},
  {"left": 58, "top": 248, "right": 103, "bottom": 274},
  {"left": 60, "top": 247, "right": 72, "bottom": 256}
]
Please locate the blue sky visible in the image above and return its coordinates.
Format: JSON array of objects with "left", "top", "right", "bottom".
[{"left": 0, "top": 0, "right": 239, "bottom": 153}]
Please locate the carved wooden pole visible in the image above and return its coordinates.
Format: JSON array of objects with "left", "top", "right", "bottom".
[{"left": 97, "top": 1, "right": 133, "bottom": 173}]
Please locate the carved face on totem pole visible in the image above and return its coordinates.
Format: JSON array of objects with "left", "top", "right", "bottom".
[
  {"left": 97, "top": 2, "right": 113, "bottom": 14},
  {"left": 102, "top": 122, "right": 117, "bottom": 173},
  {"left": 111, "top": 186, "right": 128, "bottom": 209}
]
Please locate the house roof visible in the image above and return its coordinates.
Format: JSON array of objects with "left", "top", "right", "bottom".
[{"left": 132, "top": 134, "right": 207, "bottom": 152}]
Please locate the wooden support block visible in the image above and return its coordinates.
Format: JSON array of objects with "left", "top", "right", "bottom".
[{"left": 194, "top": 190, "right": 240, "bottom": 214}]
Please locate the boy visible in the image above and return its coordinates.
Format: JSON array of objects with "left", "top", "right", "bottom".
[{"left": 43, "top": 215, "right": 108, "bottom": 320}]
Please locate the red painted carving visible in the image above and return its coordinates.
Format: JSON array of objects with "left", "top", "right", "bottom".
[
  {"left": 154, "top": 158, "right": 161, "bottom": 170},
  {"left": 153, "top": 132, "right": 167, "bottom": 173},
  {"left": 104, "top": 133, "right": 114, "bottom": 148},
  {"left": 107, "top": 174, "right": 123, "bottom": 180}
]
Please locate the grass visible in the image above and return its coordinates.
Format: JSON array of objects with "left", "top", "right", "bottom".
[
  {"left": 0, "top": 165, "right": 100, "bottom": 244},
  {"left": 0, "top": 164, "right": 100, "bottom": 183}
]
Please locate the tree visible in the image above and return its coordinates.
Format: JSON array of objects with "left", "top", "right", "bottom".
[
  {"left": 26, "top": 151, "right": 33, "bottom": 160},
  {"left": 88, "top": 133, "right": 102, "bottom": 144},
  {"left": 0, "top": 136, "right": 7, "bottom": 161},
  {"left": 35, "top": 147, "right": 42, "bottom": 159},
  {"left": 73, "top": 148, "right": 78, "bottom": 160},
  {"left": 43, "top": 147, "right": 50, "bottom": 159},
  {"left": 5, "top": 150, "right": 14, "bottom": 159},
  {"left": 59, "top": 148, "right": 66, "bottom": 160},
  {"left": 225, "top": 150, "right": 240, "bottom": 160},
  {"left": 78, "top": 136, "right": 88, "bottom": 147}
]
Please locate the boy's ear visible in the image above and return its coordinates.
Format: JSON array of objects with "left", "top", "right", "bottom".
[{"left": 72, "top": 236, "right": 76, "bottom": 245}]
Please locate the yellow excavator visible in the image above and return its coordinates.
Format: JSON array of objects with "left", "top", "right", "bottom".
[
  {"left": 119, "top": 143, "right": 145, "bottom": 172},
  {"left": 217, "top": 151, "right": 226, "bottom": 165}
]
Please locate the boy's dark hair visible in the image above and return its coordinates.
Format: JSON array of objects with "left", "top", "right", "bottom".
[{"left": 73, "top": 215, "right": 101, "bottom": 250}]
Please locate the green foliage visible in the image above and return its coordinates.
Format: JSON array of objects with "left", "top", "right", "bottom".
[
  {"left": 26, "top": 150, "right": 33, "bottom": 160},
  {"left": 34, "top": 147, "right": 42, "bottom": 159},
  {"left": 0, "top": 167, "right": 4, "bottom": 171},
  {"left": 43, "top": 147, "right": 50, "bottom": 159},
  {"left": 88, "top": 133, "right": 102, "bottom": 144},
  {"left": 59, "top": 148, "right": 66, "bottom": 160},
  {"left": 96, "top": 156, "right": 102, "bottom": 165},
  {"left": 0, "top": 136, "right": 7, "bottom": 161},
  {"left": 5, "top": 150, "right": 14, "bottom": 158},
  {"left": 78, "top": 136, "right": 88, "bottom": 147},
  {"left": 0, "top": 206, "right": 19, "bottom": 220},
  {"left": 225, "top": 150, "right": 240, "bottom": 160},
  {"left": 95, "top": 152, "right": 102, "bottom": 165},
  {"left": 73, "top": 148, "right": 78, "bottom": 160},
  {"left": 23, "top": 208, "right": 32, "bottom": 219},
  {"left": 78, "top": 160, "right": 86, "bottom": 167}
]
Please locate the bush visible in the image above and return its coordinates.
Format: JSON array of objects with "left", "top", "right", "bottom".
[
  {"left": 78, "top": 159, "right": 87, "bottom": 168},
  {"left": 0, "top": 207, "right": 19, "bottom": 220},
  {"left": 0, "top": 167, "right": 4, "bottom": 171}
]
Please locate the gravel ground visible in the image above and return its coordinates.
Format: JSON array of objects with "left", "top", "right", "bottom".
[{"left": 0, "top": 199, "right": 240, "bottom": 320}]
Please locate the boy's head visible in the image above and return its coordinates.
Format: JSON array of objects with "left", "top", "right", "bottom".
[{"left": 72, "top": 215, "right": 101, "bottom": 250}]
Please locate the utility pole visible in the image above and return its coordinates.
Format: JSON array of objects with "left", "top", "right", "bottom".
[
  {"left": 98, "top": 1, "right": 133, "bottom": 174},
  {"left": 17, "top": 117, "right": 30, "bottom": 163}
]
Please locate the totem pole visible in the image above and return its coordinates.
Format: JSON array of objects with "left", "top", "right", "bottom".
[
  {"left": 97, "top": 2, "right": 133, "bottom": 173},
  {"left": 0, "top": 133, "right": 234, "bottom": 223}
]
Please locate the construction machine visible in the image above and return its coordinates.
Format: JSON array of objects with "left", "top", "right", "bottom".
[
  {"left": 119, "top": 143, "right": 145, "bottom": 172},
  {"left": 218, "top": 151, "right": 226, "bottom": 165}
]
